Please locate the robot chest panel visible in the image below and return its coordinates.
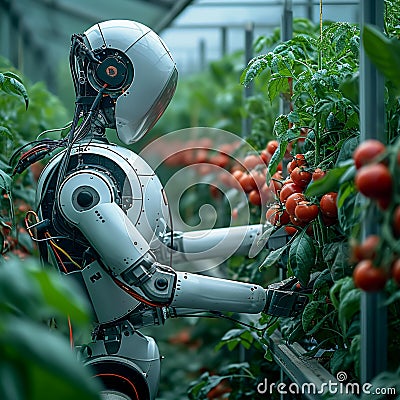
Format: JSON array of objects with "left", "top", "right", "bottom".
[{"left": 40, "top": 143, "right": 169, "bottom": 247}]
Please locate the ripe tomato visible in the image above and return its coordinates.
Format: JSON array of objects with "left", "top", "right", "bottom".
[
  {"left": 279, "top": 182, "right": 303, "bottom": 203},
  {"left": 394, "top": 205, "right": 400, "bottom": 237},
  {"left": 285, "top": 192, "right": 306, "bottom": 216},
  {"left": 355, "top": 164, "right": 392, "bottom": 199},
  {"left": 285, "top": 225, "right": 298, "bottom": 236},
  {"left": 293, "top": 153, "right": 307, "bottom": 168},
  {"left": 267, "top": 140, "right": 279, "bottom": 155},
  {"left": 248, "top": 189, "right": 262, "bottom": 206},
  {"left": 209, "top": 153, "right": 229, "bottom": 168},
  {"left": 353, "top": 139, "right": 386, "bottom": 169},
  {"left": 195, "top": 149, "right": 209, "bottom": 163},
  {"left": 250, "top": 169, "right": 267, "bottom": 189},
  {"left": 287, "top": 160, "right": 296, "bottom": 174},
  {"left": 261, "top": 149, "right": 271, "bottom": 164},
  {"left": 392, "top": 259, "right": 400, "bottom": 286},
  {"left": 266, "top": 204, "right": 289, "bottom": 226},
  {"left": 322, "top": 214, "right": 337, "bottom": 226},
  {"left": 239, "top": 173, "right": 257, "bottom": 193},
  {"left": 243, "top": 154, "right": 264, "bottom": 170},
  {"left": 312, "top": 168, "right": 325, "bottom": 181},
  {"left": 320, "top": 192, "right": 338, "bottom": 218},
  {"left": 351, "top": 235, "right": 379, "bottom": 262},
  {"left": 353, "top": 260, "right": 387, "bottom": 291},
  {"left": 289, "top": 214, "right": 307, "bottom": 227},
  {"left": 295, "top": 201, "right": 319, "bottom": 223},
  {"left": 290, "top": 167, "right": 312, "bottom": 188}
]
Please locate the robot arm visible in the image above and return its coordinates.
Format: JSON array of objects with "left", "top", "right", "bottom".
[
  {"left": 58, "top": 169, "right": 307, "bottom": 318},
  {"left": 159, "top": 224, "right": 265, "bottom": 264}
]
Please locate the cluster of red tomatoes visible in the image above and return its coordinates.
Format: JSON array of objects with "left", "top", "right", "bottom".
[
  {"left": 248, "top": 141, "right": 339, "bottom": 237},
  {"left": 352, "top": 139, "right": 400, "bottom": 290}
]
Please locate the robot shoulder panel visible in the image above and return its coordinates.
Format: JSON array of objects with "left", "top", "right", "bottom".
[{"left": 37, "top": 142, "right": 169, "bottom": 248}]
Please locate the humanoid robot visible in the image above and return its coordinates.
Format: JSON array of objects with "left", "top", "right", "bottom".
[{"left": 13, "top": 20, "right": 309, "bottom": 400}]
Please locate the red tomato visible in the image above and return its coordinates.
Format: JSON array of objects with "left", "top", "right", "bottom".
[
  {"left": 261, "top": 149, "right": 271, "bottom": 164},
  {"left": 353, "top": 260, "right": 387, "bottom": 291},
  {"left": 312, "top": 168, "right": 326, "bottom": 181},
  {"left": 290, "top": 167, "right": 312, "bottom": 188},
  {"left": 351, "top": 235, "right": 379, "bottom": 262},
  {"left": 279, "top": 182, "right": 303, "bottom": 203},
  {"left": 320, "top": 192, "right": 338, "bottom": 218},
  {"left": 231, "top": 170, "right": 244, "bottom": 189},
  {"left": 195, "top": 149, "right": 209, "bottom": 163},
  {"left": 249, "top": 190, "right": 262, "bottom": 206},
  {"left": 285, "top": 192, "right": 306, "bottom": 216},
  {"left": 391, "top": 259, "right": 400, "bottom": 286},
  {"left": 250, "top": 169, "right": 267, "bottom": 189},
  {"left": 394, "top": 205, "right": 400, "bottom": 237},
  {"left": 355, "top": 164, "right": 392, "bottom": 199},
  {"left": 287, "top": 160, "right": 296, "bottom": 174},
  {"left": 267, "top": 140, "right": 279, "bottom": 155},
  {"left": 285, "top": 226, "right": 298, "bottom": 236},
  {"left": 353, "top": 139, "right": 386, "bottom": 169},
  {"left": 294, "top": 201, "right": 319, "bottom": 222},
  {"left": 293, "top": 153, "right": 307, "bottom": 167},
  {"left": 243, "top": 154, "right": 264, "bottom": 170},
  {"left": 209, "top": 153, "right": 229, "bottom": 168},
  {"left": 266, "top": 205, "right": 289, "bottom": 226},
  {"left": 239, "top": 173, "right": 257, "bottom": 193}
]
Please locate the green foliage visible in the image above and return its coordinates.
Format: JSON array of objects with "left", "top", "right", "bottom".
[{"left": 0, "top": 258, "right": 100, "bottom": 400}]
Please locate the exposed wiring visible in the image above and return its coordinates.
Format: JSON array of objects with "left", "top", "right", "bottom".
[
  {"left": 67, "top": 316, "right": 74, "bottom": 349},
  {"left": 36, "top": 121, "right": 73, "bottom": 140},
  {"left": 112, "top": 276, "right": 168, "bottom": 308},
  {"left": 24, "top": 210, "right": 82, "bottom": 270}
]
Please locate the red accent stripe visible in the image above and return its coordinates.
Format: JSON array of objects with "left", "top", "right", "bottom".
[{"left": 95, "top": 373, "right": 140, "bottom": 400}]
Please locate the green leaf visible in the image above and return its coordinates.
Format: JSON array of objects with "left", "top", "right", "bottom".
[
  {"left": 1, "top": 76, "right": 29, "bottom": 109},
  {"left": 301, "top": 300, "right": 321, "bottom": 332},
  {"left": 330, "top": 348, "right": 353, "bottom": 376},
  {"left": 241, "top": 56, "right": 269, "bottom": 86},
  {"left": 312, "top": 268, "right": 333, "bottom": 291},
  {"left": 0, "top": 317, "right": 100, "bottom": 399},
  {"left": 288, "top": 230, "right": 316, "bottom": 286},
  {"left": 305, "top": 161, "right": 352, "bottom": 197},
  {"left": 268, "top": 75, "right": 289, "bottom": 102},
  {"left": 260, "top": 242, "right": 290, "bottom": 269},
  {"left": 0, "top": 126, "right": 13, "bottom": 140},
  {"left": 323, "top": 241, "right": 352, "bottom": 281},
  {"left": 363, "top": 24, "right": 400, "bottom": 90},
  {"left": 338, "top": 288, "right": 361, "bottom": 332}
]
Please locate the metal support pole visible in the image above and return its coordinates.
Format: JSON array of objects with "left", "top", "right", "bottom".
[
  {"left": 359, "top": 0, "right": 386, "bottom": 384},
  {"left": 306, "top": 0, "right": 313, "bottom": 21},
  {"left": 221, "top": 26, "right": 227, "bottom": 58},
  {"left": 199, "top": 39, "right": 206, "bottom": 72},
  {"left": 280, "top": 0, "right": 293, "bottom": 117},
  {"left": 242, "top": 23, "right": 253, "bottom": 138}
]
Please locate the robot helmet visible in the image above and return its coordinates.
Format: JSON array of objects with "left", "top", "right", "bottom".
[{"left": 71, "top": 20, "right": 177, "bottom": 144}]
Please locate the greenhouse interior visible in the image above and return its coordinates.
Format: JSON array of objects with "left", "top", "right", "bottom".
[{"left": 1, "top": 0, "right": 400, "bottom": 399}]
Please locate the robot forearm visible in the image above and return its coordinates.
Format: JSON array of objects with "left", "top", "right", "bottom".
[
  {"left": 169, "top": 273, "right": 308, "bottom": 317},
  {"left": 160, "top": 224, "right": 265, "bottom": 264}
]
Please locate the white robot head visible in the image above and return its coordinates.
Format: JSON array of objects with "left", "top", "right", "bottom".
[{"left": 70, "top": 20, "right": 177, "bottom": 144}]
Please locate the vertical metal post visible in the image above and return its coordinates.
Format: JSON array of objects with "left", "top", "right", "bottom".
[
  {"left": 199, "top": 39, "right": 206, "bottom": 72},
  {"left": 359, "top": 0, "right": 387, "bottom": 384},
  {"left": 280, "top": 0, "right": 293, "bottom": 116},
  {"left": 242, "top": 23, "right": 253, "bottom": 138},
  {"left": 306, "top": 0, "right": 313, "bottom": 22},
  {"left": 221, "top": 26, "right": 227, "bottom": 58}
]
